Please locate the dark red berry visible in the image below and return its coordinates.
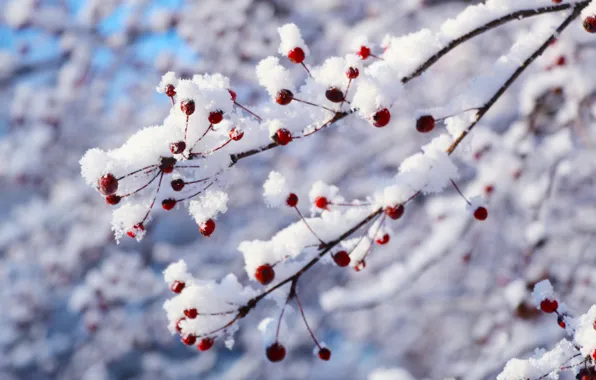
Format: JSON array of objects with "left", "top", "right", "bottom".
[
  {"left": 181, "top": 100, "right": 195, "bottom": 116},
  {"left": 276, "top": 89, "right": 294, "bottom": 105},
  {"left": 197, "top": 338, "right": 214, "bottom": 351},
  {"left": 485, "top": 185, "right": 494, "bottom": 195},
  {"left": 127, "top": 223, "right": 144, "bottom": 238},
  {"left": 555, "top": 55, "right": 566, "bottom": 66},
  {"left": 540, "top": 299, "right": 558, "bottom": 313},
  {"left": 165, "top": 84, "right": 176, "bottom": 98},
  {"left": 325, "top": 87, "right": 345, "bottom": 103},
  {"left": 376, "top": 234, "right": 390, "bottom": 245},
  {"left": 228, "top": 89, "right": 237, "bottom": 101},
  {"left": 175, "top": 318, "right": 184, "bottom": 333},
  {"left": 171, "top": 281, "right": 185, "bottom": 293},
  {"left": 315, "top": 196, "right": 329, "bottom": 210},
  {"left": 170, "top": 141, "right": 186, "bottom": 154},
  {"left": 372, "top": 108, "right": 391, "bottom": 127},
  {"left": 357, "top": 46, "right": 371, "bottom": 60},
  {"left": 171, "top": 179, "right": 185, "bottom": 191},
  {"left": 182, "top": 334, "right": 196, "bottom": 345},
  {"left": 333, "top": 251, "right": 351, "bottom": 267},
  {"left": 385, "top": 205, "right": 404, "bottom": 220},
  {"left": 184, "top": 308, "right": 198, "bottom": 319},
  {"left": 286, "top": 193, "right": 298, "bottom": 207},
  {"left": 159, "top": 157, "right": 177, "bottom": 173},
  {"left": 593, "top": 349, "right": 596, "bottom": 361},
  {"left": 162, "top": 198, "right": 176, "bottom": 211},
  {"left": 98, "top": 173, "right": 118, "bottom": 195},
  {"left": 416, "top": 115, "right": 435, "bottom": 133},
  {"left": 354, "top": 260, "right": 366, "bottom": 272},
  {"left": 584, "top": 16, "right": 596, "bottom": 33},
  {"left": 557, "top": 315, "right": 566, "bottom": 329},
  {"left": 318, "top": 348, "right": 331, "bottom": 361},
  {"left": 229, "top": 128, "right": 244, "bottom": 141},
  {"left": 266, "top": 342, "right": 286, "bottom": 362},
  {"left": 288, "top": 47, "right": 305, "bottom": 64},
  {"left": 208, "top": 110, "right": 224, "bottom": 124},
  {"left": 105, "top": 194, "right": 121, "bottom": 205},
  {"left": 255, "top": 264, "right": 275, "bottom": 285},
  {"left": 199, "top": 219, "right": 216, "bottom": 237},
  {"left": 473, "top": 207, "right": 488, "bottom": 221},
  {"left": 346, "top": 67, "right": 359, "bottom": 79},
  {"left": 273, "top": 128, "right": 292, "bottom": 146},
  {"left": 551, "top": 0, "right": 562, "bottom": 3}
]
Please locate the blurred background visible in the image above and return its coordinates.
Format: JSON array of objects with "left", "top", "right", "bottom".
[{"left": 1, "top": 0, "right": 596, "bottom": 379}]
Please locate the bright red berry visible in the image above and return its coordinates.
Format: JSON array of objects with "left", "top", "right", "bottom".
[
  {"left": 376, "top": 234, "right": 390, "bottom": 245},
  {"left": 98, "top": 173, "right": 118, "bottom": 195},
  {"left": 181, "top": 100, "right": 195, "bottom": 116},
  {"left": 105, "top": 194, "right": 121, "bottom": 205},
  {"left": 318, "top": 348, "right": 331, "bottom": 361},
  {"left": 162, "top": 198, "right": 176, "bottom": 211},
  {"left": 127, "top": 223, "right": 144, "bottom": 238},
  {"left": 416, "top": 115, "right": 435, "bottom": 133},
  {"left": 286, "top": 193, "right": 299, "bottom": 207},
  {"left": 255, "top": 264, "right": 275, "bottom": 285},
  {"left": 593, "top": 349, "right": 596, "bottom": 361},
  {"left": 159, "top": 157, "right": 177, "bottom": 173},
  {"left": 182, "top": 334, "right": 196, "bottom": 345},
  {"left": 557, "top": 315, "right": 566, "bottom": 329},
  {"left": 385, "top": 205, "right": 404, "bottom": 220},
  {"left": 170, "top": 141, "right": 186, "bottom": 154},
  {"left": 473, "top": 206, "right": 488, "bottom": 221},
  {"left": 372, "top": 108, "right": 391, "bottom": 127},
  {"left": 228, "top": 89, "right": 237, "bottom": 101},
  {"left": 266, "top": 342, "right": 286, "bottom": 362},
  {"left": 273, "top": 128, "right": 293, "bottom": 146},
  {"left": 315, "top": 196, "right": 329, "bottom": 210},
  {"left": 276, "top": 89, "right": 294, "bottom": 105},
  {"left": 357, "top": 46, "right": 371, "bottom": 60},
  {"left": 346, "top": 67, "right": 359, "bottom": 79},
  {"left": 171, "top": 281, "right": 185, "bottom": 293},
  {"left": 288, "top": 47, "right": 305, "bottom": 64},
  {"left": 198, "top": 338, "right": 214, "bottom": 351},
  {"left": 199, "top": 219, "right": 216, "bottom": 237},
  {"left": 540, "top": 299, "right": 558, "bottom": 313},
  {"left": 165, "top": 84, "right": 176, "bottom": 98},
  {"left": 333, "top": 251, "right": 351, "bottom": 267},
  {"left": 171, "top": 179, "right": 185, "bottom": 191},
  {"left": 325, "top": 87, "right": 345, "bottom": 103},
  {"left": 208, "top": 110, "right": 224, "bottom": 124},
  {"left": 585, "top": 16, "right": 596, "bottom": 33},
  {"left": 354, "top": 260, "right": 366, "bottom": 272},
  {"left": 175, "top": 318, "right": 184, "bottom": 333},
  {"left": 184, "top": 308, "right": 198, "bottom": 319},
  {"left": 229, "top": 128, "right": 244, "bottom": 141}
]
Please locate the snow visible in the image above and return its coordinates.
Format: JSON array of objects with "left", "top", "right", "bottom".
[
  {"left": 263, "top": 171, "right": 290, "bottom": 208},
  {"left": 278, "top": 24, "right": 310, "bottom": 57}
]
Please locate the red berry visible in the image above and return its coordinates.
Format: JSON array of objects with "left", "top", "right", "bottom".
[
  {"left": 266, "top": 342, "right": 286, "bottom": 362},
  {"left": 473, "top": 206, "right": 488, "bottom": 221},
  {"left": 170, "top": 141, "right": 186, "bottom": 154},
  {"left": 229, "top": 128, "right": 244, "bottom": 141},
  {"left": 416, "top": 115, "right": 435, "bottom": 133},
  {"left": 372, "top": 108, "right": 391, "bottom": 127},
  {"left": 557, "top": 315, "right": 566, "bottom": 329},
  {"left": 333, "top": 251, "right": 351, "bottom": 267},
  {"left": 127, "top": 223, "right": 144, "bottom": 238},
  {"left": 208, "top": 110, "right": 224, "bottom": 124},
  {"left": 385, "top": 205, "right": 404, "bottom": 220},
  {"left": 175, "top": 318, "right": 184, "bottom": 333},
  {"left": 105, "top": 194, "right": 121, "bottom": 205},
  {"left": 551, "top": 0, "right": 562, "bottom": 3},
  {"left": 346, "top": 67, "right": 359, "bottom": 79},
  {"left": 276, "top": 89, "right": 294, "bottom": 105},
  {"left": 228, "top": 89, "right": 237, "bottom": 101},
  {"left": 288, "top": 47, "right": 305, "bottom": 64},
  {"left": 198, "top": 338, "right": 214, "bottom": 351},
  {"left": 555, "top": 55, "right": 566, "bottom": 66},
  {"left": 159, "top": 157, "right": 177, "bottom": 173},
  {"left": 171, "top": 281, "right": 185, "bottom": 293},
  {"left": 585, "top": 16, "right": 596, "bottom": 33},
  {"left": 162, "top": 198, "right": 176, "bottom": 211},
  {"left": 273, "top": 128, "right": 293, "bottom": 146},
  {"left": 199, "top": 219, "right": 216, "bottom": 237},
  {"left": 171, "top": 179, "right": 185, "bottom": 191},
  {"left": 286, "top": 193, "right": 299, "bottom": 207},
  {"left": 354, "top": 260, "right": 366, "bottom": 272},
  {"left": 540, "top": 299, "right": 558, "bottom": 313},
  {"left": 318, "top": 348, "right": 331, "bottom": 361},
  {"left": 485, "top": 185, "right": 494, "bottom": 195},
  {"left": 593, "top": 349, "right": 596, "bottom": 361},
  {"left": 184, "top": 308, "right": 198, "bottom": 319},
  {"left": 357, "top": 45, "right": 371, "bottom": 60},
  {"left": 165, "top": 84, "right": 176, "bottom": 98},
  {"left": 593, "top": 320, "right": 596, "bottom": 330},
  {"left": 181, "top": 100, "right": 195, "bottom": 116},
  {"left": 376, "top": 234, "right": 390, "bottom": 245},
  {"left": 255, "top": 264, "right": 275, "bottom": 285},
  {"left": 98, "top": 173, "right": 118, "bottom": 195},
  {"left": 325, "top": 87, "right": 345, "bottom": 103},
  {"left": 182, "top": 334, "right": 196, "bottom": 346},
  {"left": 314, "top": 196, "right": 329, "bottom": 210}
]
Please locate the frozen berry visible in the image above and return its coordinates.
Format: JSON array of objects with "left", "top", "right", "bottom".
[
  {"left": 385, "top": 205, "right": 404, "bottom": 220},
  {"left": 184, "top": 308, "right": 198, "bottom": 319},
  {"left": 98, "top": 173, "right": 118, "bottom": 195},
  {"left": 273, "top": 128, "right": 292, "bottom": 146},
  {"left": 376, "top": 234, "right": 390, "bottom": 245},
  {"left": 473, "top": 207, "right": 488, "bottom": 221},
  {"left": 159, "top": 157, "right": 177, "bottom": 173},
  {"left": 255, "top": 264, "right": 275, "bottom": 285},
  {"left": 372, "top": 108, "right": 391, "bottom": 127},
  {"left": 325, "top": 87, "right": 345, "bottom": 103},
  {"left": 229, "top": 128, "right": 244, "bottom": 141},
  {"left": 416, "top": 115, "right": 435, "bottom": 133},
  {"left": 175, "top": 318, "right": 184, "bottom": 333},
  {"left": 162, "top": 198, "right": 176, "bottom": 211},
  {"left": 556, "top": 55, "right": 566, "bottom": 66},
  {"left": 318, "top": 348, "right": 331, "bottom": 361},
  {"left": 228, "top": 89, "right": 237, "bottom": 101},
  {"left": 208, "top": 110, "right": 224, "bottom": 124},
  {"left": 540, "top": 299, "right": 558, "bottom": 313},
  {"left": 333, "top": 251, "right": 351, "bottom": 267},
  {"left": 181, "top": 100, "right": 195, "bottom": 116},
  {"left": 315, "top": 196, "right": 329, "bottom": 210},
  {"left": 170, "top": 141, "right": 186, "bottom": 154},
  {"left": 346, "top": 67, "right": 359, "bottom": 79},
  {"left": 584, "top": 16, "right": 596, "bottom": 33},
  {"left": 171, "top": 281, "right": 185, "bottom": 293},
  {"left": 354, "top": 260, "right": 366, "bottom": 272},
  {"left": 127, "top": 223, "right": 144, "bottom": 238},
  {"left": 199, "top": 219, "right": 216, "bottom": 237},
  {"left": 557, "top": 315, "right": 566, "bottom": 329},
  {"left": 198, "top": 338, "right": 214, "bottom": 351},
  {"left": 182, "top": 334, "right": 196, "bottom": 345},
  {"left": 165, "top": 84, "right": 176, "bottom": 98},
  {"left": 286, "top": 193, "right": 299, "bottom": 207},
  {"left": 105, "top": 194, "right": 121, "bottom": 205},
  {"left": 171, "top": 179, "right": 185, "bottom": 191},
  {"left": 357, "top": 46, "right": 371, "bottom": 60},
  {"left": 266, "top": 342, "right": 286, "bottom": 362},
  {"left": 276, "top": 89, "right": 294, "bottom": 105},
  {"left": 288, "top": 47, "right": 305, "bottom": 64}
]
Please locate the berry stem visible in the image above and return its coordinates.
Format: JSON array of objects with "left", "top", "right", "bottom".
[
  {"left": 294, "top": 291, "right": 321, "bottom": 349},
  {"left": 234, "top": 101, "right": 263, "bottom": 122},
  {"left": 362, "top": 214, "right": 386, "bottom": 260},
  {"left": 275, "top": 288, "right": 294, "bottom": 340},
  {"left": 299, "top": 114, "right": 342, "bottom": 138},
  {"left": 183, "top": 177, "right": 210, "bottom": 185},
  {"left": 300, "top": 62, "right": 313, "bottom": 78},
  {"left": 120, "top": 170, "right": 161, "bottom": 198},
  {"left": 189, "top": 124, "right": 213, "bottom": 154},
  {"left": 294, "top": 206, "right": 325, "bottom": 245},
  {"left": 450, "top": 179, "right": 472, "bottom": 206},
  {"left": 174, "top": 180, "right": 215, "bottom": 202},
  {"left": 348, "top": 212, "right": 384, "bottom": 257},
  {"left": 116, "top": 165, "right": 158, "bottom": 181},
  {"left": 141, "top": 172, "right": 164, "bottom": 223},
  {"left": 293, "top": 98, "right": 336, "bottom": 113}
]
